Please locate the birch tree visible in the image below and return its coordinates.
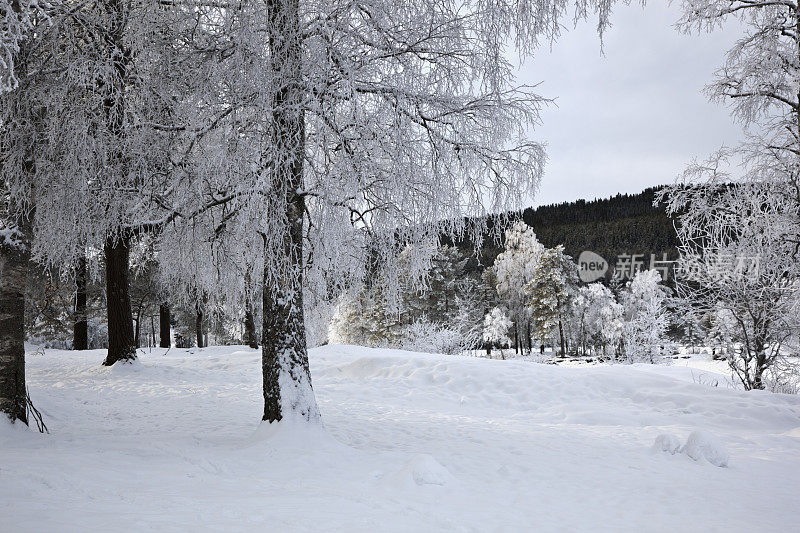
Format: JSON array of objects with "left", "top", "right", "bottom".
[
  {"left": 0, "top": 0, "right": 49, "bottom": 424},
  {"left": 194, "top": 0, "right": 628, "bottom": 423},
  {"left": 493, "top": 221, "right": 545, "bottom": 353},
  {"left": 662, "top": 1, "right": 800, "bottom": 386},
  {"left": 663, "top": 179, "right": 799, "bottom": 387}
]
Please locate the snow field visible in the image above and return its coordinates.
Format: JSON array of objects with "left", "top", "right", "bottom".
[{"left": 2, "top": 344, "right": 800, "bottom": 532}]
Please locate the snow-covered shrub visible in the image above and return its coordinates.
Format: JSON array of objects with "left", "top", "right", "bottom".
[
  {"left": 399, "top": 318, "right": 463, "bottom": 355},
  {"left": 306, "top": 300, "right": 335, "bottom": 348},
  {"left": 763, "top": 358, "right": 800, "bottom": 395},
  {"left": 706, "top": 304, "right": 737, "bottom": 359},
  {"left": 621, "top": 269, "right": 674, "bottom": 364},
  {"left": 652, "top": 434, "right": 682, "bottom": 455},
  {"left": 571, "top": 283, "right": 623, "bottom": 358},
  {"left": 483, "top": 307, "right": 512, "bottom": 348}
]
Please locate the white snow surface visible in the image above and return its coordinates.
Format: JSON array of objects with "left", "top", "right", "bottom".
[{"left": 2, "top": 344, "right": 800, "bottom": 532}]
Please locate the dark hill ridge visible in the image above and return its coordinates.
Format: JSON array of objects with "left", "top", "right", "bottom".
[
  {"left": 521, "top": 187, "right": 679, "bottom": 266},
  {"left": 450, "top": 186, "right": 680, "bottom": 280}
]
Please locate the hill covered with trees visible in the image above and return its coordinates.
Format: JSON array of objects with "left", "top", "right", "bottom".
[
  {"left": 453, "top": 186, "right": 680, "bottom": 278},
  {"left": 520, "top": 186, "right": 679, "bottom": 264}
]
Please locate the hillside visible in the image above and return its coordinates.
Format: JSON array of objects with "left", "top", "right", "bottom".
[
  {"left": 454, "top": 187, "right": 680, "bottom": 279},
  {"left": 522, "top": 187, "right": 679, "bottom": 268}
]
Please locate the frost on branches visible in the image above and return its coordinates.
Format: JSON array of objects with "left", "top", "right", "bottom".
[
  {"left": 492, "top": 221, "right": 545, "bottom": 353},
  {"left": 0, "top": 0, "right": 48, "bottom": 93},
  {"left": 663, "top": 180, "right": 800, "bottom": 389},
  {"left": 662, "top": 0, "right": 800, "bottom": 389},
  {"left": 329, "top": 245, "right": 488, "bottom": 355},
  {"left": 525, "top": 245, "right": 578, "bottom": 357},
  {"left": 572, "top": 283, "right": 623, "bottom": 358},
  {"left": 1, "top": 0, "right": 626, "bottom": 425},
  {"left": 483, "top": 307, "right": 513, "bottom": 356},
  {"left": 621, "top": 269, "right": 672, "bottom": 364}
]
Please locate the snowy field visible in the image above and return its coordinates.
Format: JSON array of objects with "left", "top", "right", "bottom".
[{"left": 2, "top": 345, "right": 800, "bottom": 532}]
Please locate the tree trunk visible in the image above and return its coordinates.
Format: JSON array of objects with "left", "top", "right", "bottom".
[
  {"left": 558, "top": 317, "right": 566, "bottom": 357},
  {"left": 527, "top": 321, "right": 533, "bottom": 355},
  {"left": 0, "top": 230, "right": 29, "bottom": 424},
  {"left": 245, "top": 307, "right": 258, "bottom": 349},
  {"left": 752, "top": 345, "right": 767, "bottom": 390},
  {"left": 513, "top": 323, "right": 519, "bottom": 355},
  {"left": 261, "top": 0, "right": 320, "bottom": 424},
  {"left": 244, "top": 271, "right": 258, "bottom": 349},
  {"left": 102, "top": 236, "right": 136, "bottom": 366},
  {"left": 195, "top": 303, "right": 204, "bottom": 348},
  {"left": 99, "top": 0, "right": 134, "bottom": 366},
  {"left": 73, "top": 254, "right": 88, "bottom": 350},
  {"left": 134, "top": 305, "right": 141, "bottom": 348},
  {"left": 159, "top": 303, "right": 171, "bottom": 348}
]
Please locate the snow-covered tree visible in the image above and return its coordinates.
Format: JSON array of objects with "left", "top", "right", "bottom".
[
  {"left": 706, "top": 304, "right": 737, "bottom": 359},
  {"left": 0, "top": 0, "right": 49, "bottom": 93},
  {"left": 676, "top": 1, "right": 800, "bottom": 208},
  {"left": 526, "top": 245, "right": 578, "bottom": 357},
  {"left": 483, "top": 306, "right": 512, "bottom": 357},
  {"left": 493, "top": 221, "right": 545, "bottom": 353},
  {"left": 2, "top": 0, "right": 626, "bottom": 426},
  {"left": 662, "top": 180, "right": 800, "bottom": 388},
  {"left": 661, "top": 0, "right": 800, "bottom": 388},
  {"left": 620, "top": 269, "right": 672, "bottom": 364},
  {"left": 572, "top": 282, "right": 623, "bottom": 358}
]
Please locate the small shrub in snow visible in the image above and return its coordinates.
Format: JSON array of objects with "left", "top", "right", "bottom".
[{"left": 399, "top": 318, "right": 463, "bottom": 355}]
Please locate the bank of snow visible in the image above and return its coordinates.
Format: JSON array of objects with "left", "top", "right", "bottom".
[{"left": 2, "top": 345, "right": 799, "bottom": 532}]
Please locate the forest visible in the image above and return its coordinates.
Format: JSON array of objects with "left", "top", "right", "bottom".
[{"left": 2, "top": 0, "right": 800, "bottom": 531}]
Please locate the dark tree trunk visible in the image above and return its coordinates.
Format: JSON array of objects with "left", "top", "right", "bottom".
[
  {"left": 245, "top": 307, "right": 258, "bottom": 349},
  {"left": 558, "top": 316, "right": 566, "bottom": 357},
  {"left": 0, "top": 229, "right": 29, "bottom": 424},
  {"left": 102, "top": 236, "right": 136, "bottom": 365},
  {"left": 99, "top": 0, "right": 134, "bottom": 367},
  {"left": 159, "top": 303, "right": 170, "bottom": 348},
  {"left": 261, "top": 0, "right": 319, "bottom": 424},
  {"left": 195, "top": 304, "right": 204, "bottom": 348},
  {"left": 134, "top": 305, "right": 141, "bottom": 348},
  {"left": 527, "top": 320, "right": 533, "bottom": 355},
  {"left": 513, "top": 323, "right": 519, "bottom": 355},
  {"left": 73, "top": 254, "right": 88, "bottom": 350},
  {"left": 244, "top": 271, "right": 258, "bottom": 349}
]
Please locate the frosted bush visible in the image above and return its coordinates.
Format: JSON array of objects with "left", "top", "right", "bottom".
[{"left": 399, "top": 319, "right": 464, "bottom": 355}]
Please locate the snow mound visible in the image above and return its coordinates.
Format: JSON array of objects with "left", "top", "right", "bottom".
[
  {"left": 652, "top": 433, "right": 682, "bottom": 455},
  {"left": 683, "top": 431, "right": 729, "bottom": 467},
  {"left": 391, "top": 454, "right": 455, "bottom": 488}
]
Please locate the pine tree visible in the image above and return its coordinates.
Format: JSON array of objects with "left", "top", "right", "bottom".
[{"left": 526, "top": 245, "right": 578, "bottom": 357}]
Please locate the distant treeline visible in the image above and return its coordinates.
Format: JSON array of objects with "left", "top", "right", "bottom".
[{"left": 448, "top": 186, "right": 680, "bottom": 279}]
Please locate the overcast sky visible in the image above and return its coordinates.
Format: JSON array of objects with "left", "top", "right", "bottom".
[{"left": 518, "top": 2, "right": 744, "bottom": 207}]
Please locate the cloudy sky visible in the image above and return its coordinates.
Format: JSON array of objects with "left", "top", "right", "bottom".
[{"left": 518, "top": 2, "right": 745, "bottom": 207}]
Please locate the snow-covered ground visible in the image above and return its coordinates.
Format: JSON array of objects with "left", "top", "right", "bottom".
[{"left": 2, "top": 345, "right": 800, "bottom": 532}]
